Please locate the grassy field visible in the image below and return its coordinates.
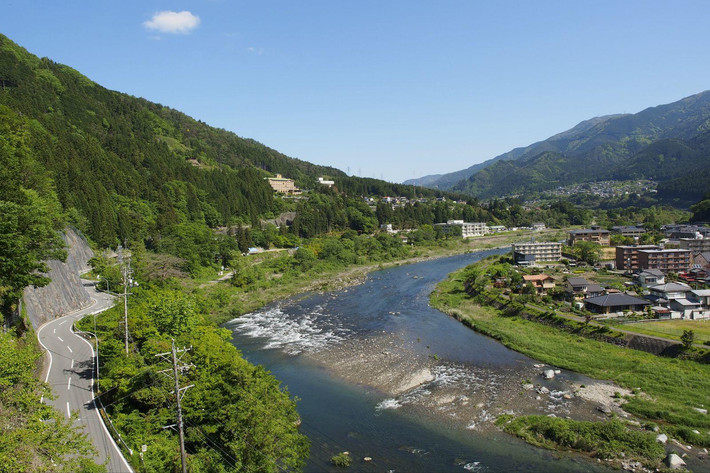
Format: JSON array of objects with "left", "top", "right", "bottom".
[
  {"left": 611, "top": 319, "right": 710, "bottom": 344},
  {"left": 430, "top": 262, "right": 710, "bottom": 450}
]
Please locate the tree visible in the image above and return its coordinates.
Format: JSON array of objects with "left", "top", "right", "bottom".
[
  {"left": 572, "top": 241, "right": 602, "bottom": 266},
  {"left": 681, "top": 330, "right": 695, "bottom": 350},
  {"left": 0, "top": 332, "right": 103, "bottom": 472}
]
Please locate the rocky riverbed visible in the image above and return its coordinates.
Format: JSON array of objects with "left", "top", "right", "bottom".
[{"left": 305, "top": 330, "right": 632, "bottom": 434}]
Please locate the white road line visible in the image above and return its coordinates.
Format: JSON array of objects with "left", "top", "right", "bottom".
[
  {"left": 67, "top": 377, "right": 72, "bottom": 390},
  {"left": 71, "top": 359, "right": 74, "bottom": 369},
  {"left": 53, "top": 328, "right": 56, "bottom": 334},
  {"left": 57, "top": 336, "right": 64, "bottom": 342},
  {"left": 59, "top": 320, "right": 67, "bottom": 326},
  {"left": 66, "top": 402, "right": 70, "bottom": 418},
  {"left": 67, "top": 346, "right": 73, "bottom": 353}
]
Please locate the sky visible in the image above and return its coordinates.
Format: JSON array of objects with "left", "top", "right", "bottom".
[{"left": 2, "top": 1, "right": 710, "bottom": 183}]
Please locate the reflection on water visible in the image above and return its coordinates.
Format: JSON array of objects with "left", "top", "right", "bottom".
[{"left": 226, "top": 250, "right": 613, "bottom": 472}]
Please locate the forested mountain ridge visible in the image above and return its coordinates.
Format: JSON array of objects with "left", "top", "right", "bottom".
[{"left": 407, "top": 91, "right": 710, "bottom": 200}]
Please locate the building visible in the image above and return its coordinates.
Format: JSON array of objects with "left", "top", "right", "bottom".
[
  {"left": 694, "top": 252, "right": 710, "bottom": 270},
  {"left": 679, "top": 238, "right": 710, "bottom": 253},
  {"left": 488, "top": 225, "right": 506, "bottom": 233},
  {"left": 522, "top": 274, "right": 556, "bottom": 295},
  {"left": 440, "top": 220, "right": 489, "bottom": 238},
  {"left": 616, "top": 245, "right": 662, "bottom": 271},
  {"left": 637, "top": 249, "right": 692, "bottom": 274},
  {"left": 648, "top": 282, "right": 692, "bottom": 301},
  {"left": 532, "top": 223, "right": 546, "bottom": 231},
  {"left": 511, "top": 241, "right": 562, "bottom": 265},
  {"left": 317, "top": 177, "right": 335, "bottom": 188},
  {"left": 611, "top": 226, "right": 646, "bottom": 238},
  {"left": 633, "top": 269, "right": 665, "bottom": 288},
  {"left": 566, "top": 277, "right": 592, "bottom": 298},
  {"left": 568, "top": 226, "right": 610, "bottom": 246},
  {"left": 265, "top": 174, "right": 300, "bottom": 194},
  {"left": 584, "top": 293, "right": 650, "bottom": 315}
]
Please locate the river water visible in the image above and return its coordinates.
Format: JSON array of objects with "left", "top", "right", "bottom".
[{"left": 225, "top": 250, "right": 614, "bottom": 472}]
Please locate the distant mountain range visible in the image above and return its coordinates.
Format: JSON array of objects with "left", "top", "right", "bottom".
[{"left": 405, "top": 91, "right": 710, "bottom": 202}]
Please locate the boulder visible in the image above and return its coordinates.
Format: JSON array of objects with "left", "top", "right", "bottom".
[
  {"left": 693, "top": 407, "right": 708, "bottom": 415},
  {"left": 664, "top": 453, "right": 686, "bottom": 469},
  {"left": 543, "top": 369, "right": 555, "bottom": 379},
  {"left": 656, "top": 434, "right": 668, "bottom": 444}
]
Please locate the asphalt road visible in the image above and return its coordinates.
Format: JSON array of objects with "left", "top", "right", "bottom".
[{"left": 37, "top": 281, "right": 134, "bottom": 473}]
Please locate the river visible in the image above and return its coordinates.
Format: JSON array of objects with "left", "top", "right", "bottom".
[{"left": 224, "top": 250, "right": 615, "bottom": 472}]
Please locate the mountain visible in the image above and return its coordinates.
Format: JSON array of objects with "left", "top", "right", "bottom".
[
  {"left": 0, "top": 34, "right": 454, "bottom": 250},
  {"left": 407, "top": 92, "right": 710, "bottom": 200},
  {"left": 404, "top": 115, "right": 624, "bottom": 188}
]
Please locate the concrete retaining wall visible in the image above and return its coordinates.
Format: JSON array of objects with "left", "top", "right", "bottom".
[{"left": 24, "top": 227, "right": 94, "bottom": 329}]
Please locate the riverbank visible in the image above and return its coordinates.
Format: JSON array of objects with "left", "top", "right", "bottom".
[
  {"left": 198, "top": 230, "right": 550, "bottom": 325},
  {"left": 430, "top": 260, "right": 710, "bottom": 470}
]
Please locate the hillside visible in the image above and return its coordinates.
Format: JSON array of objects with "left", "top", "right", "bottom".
[
  {"left": 0, "top": 34, "right": 455, "bottom": 251},
  {"left": 408, "top": 92, "right": 710, "bottom": 200}
]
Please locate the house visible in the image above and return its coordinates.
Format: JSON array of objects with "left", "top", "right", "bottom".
[
  {"left": 532, "top": 223, "right": 546, "bottom": 231},
  {"left": 585, "top": 283, "right": 605, "bottom": 298},
  {"left": 634, "top": 269, "right": 665, "bottom": 288},
  {"left": 691, "top": 289, "right": 710, "bottom": 308},
  {"left": 522, "top": 274, "right": 556, "bottom": 295},
  {"left": 694, "top": 252, "right": 710, "bottom": 270},
  {"left": 398, "top": 234, "right": 409, "bottom": 244},
  {"left": 265, "top": 174, "right": 301, "bottom": 194},
  {"left": 380, "top": 224, "right": 394, "bottom": 233},
  {"left": 648, "top": 282, "right": 693, "bottom": 300},
  {"left": 566, "top": 277, "right": 591, "bottom": 298},
  {"left": 568, "top": 226, "right": 610, "bottom": 246},
  {"left": 488, "top": 225, "right": 506, "bottom": 233},
  {"left": 512, "top": 241, "right": 562, "bottom": 265},
  {"left": 669, "top": 298, "right": 703, "bottom": 319},
  {"left": 584, "top": 293, "right": 651, "bottom": 315}
]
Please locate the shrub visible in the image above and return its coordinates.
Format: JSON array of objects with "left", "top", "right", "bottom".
[{"left": 331, "top": 452, "right": 352, "bottom": 467}]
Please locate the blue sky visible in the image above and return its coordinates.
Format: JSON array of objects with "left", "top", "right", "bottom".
[{"left": 2, "top": 1, "right": 710, "bottom": 182}]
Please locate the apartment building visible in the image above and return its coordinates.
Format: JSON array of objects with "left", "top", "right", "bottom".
[
  {"left": 512, "top": 241, "right": 562, "bottom": 265},
  {"left": 637, "top": 249, "right": 692, "bottom": 274},
  {"left": 615, "top": 245, "right": 662, "bottom": 271}
]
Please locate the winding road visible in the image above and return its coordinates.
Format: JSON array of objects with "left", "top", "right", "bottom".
[{"left": 37, "top": 281, "right": 134, "bottom": 473}]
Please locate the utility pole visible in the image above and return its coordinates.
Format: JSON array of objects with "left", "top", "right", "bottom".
[
  {"left": 118, "top": 245, "right": 132, "bottom": 355},
  {"left": 156, "top": 340, "right": 194, "bottom": 473}
]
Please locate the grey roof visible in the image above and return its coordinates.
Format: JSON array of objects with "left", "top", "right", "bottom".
[
  {"left": 567, "top": 277, "right": 590, "bottom": 286},
  {"left": 648, "top": 282, "right": 692, "bottom": 293},
  {"left": 584, "top": 293, "right": 650, "bottom": 308},
  {"left": 569, "top": 229, "right": 610, "bottom": 235},
  {"left": 586, "top": 284, "right": 605, "bottom": 293},
  {"left": 638, "top": 269, "right": 664, "bottom": 278},
  {"left": 671, "top": 298, "right": 701, "bottom": 307},
  {"left": 692, "top": 289, "right": 710, "bottom": 297}
]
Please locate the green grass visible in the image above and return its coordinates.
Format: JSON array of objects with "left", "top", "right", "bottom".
[
  {"left": 431, "top": 265, "right": 710, "bottom": 447},
  {"left": 495, "top": 415, "right": 664, "bottom": 467},
  {"left": 611, "top": 320, "right": 710, "bottom": 344}
]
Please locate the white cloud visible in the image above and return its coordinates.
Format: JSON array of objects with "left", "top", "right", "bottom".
[
  {"left": 143, "top": 11, "right": 200, "bottom": 34},
  {"left": 247, "top": 47, "right": 264, "bottom": 55}
]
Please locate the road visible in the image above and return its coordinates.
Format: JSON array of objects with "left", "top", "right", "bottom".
[{"left": 37, "top": 280, "right": 134, "bottom": 473}]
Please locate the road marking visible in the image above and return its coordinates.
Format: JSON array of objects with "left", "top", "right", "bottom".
[
  {"left": 59, "top": 320, "right": 67, "bottom": 326},
  {"left": 68, "top": 377, "right": 72, "bottom": 390},
  {"left": 71, "top": 359, "right": 74, "bottom": 369},
  {"left": 57, "top": 336, "right": 64, "bottom": 342},
  {"left": 66, "top": 402, "right": 70, "bottom": 418},
  {"left": 53, "top": 328, "right": 56, "bottom": 334},
  {"left": 67, "top": 346, "right": 73, "bottom": 353}
]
